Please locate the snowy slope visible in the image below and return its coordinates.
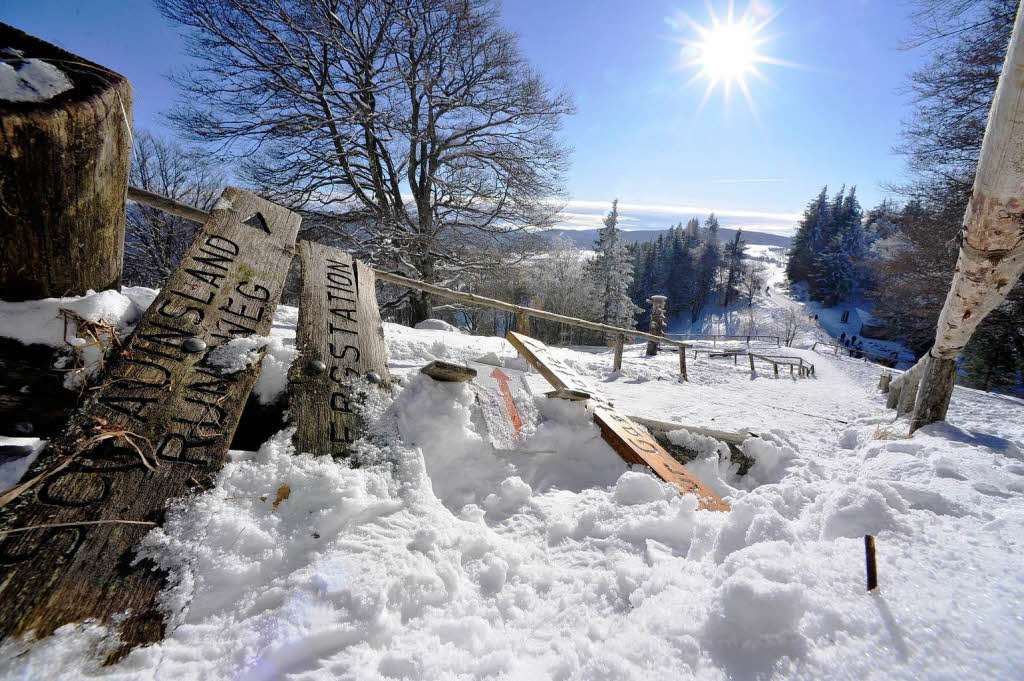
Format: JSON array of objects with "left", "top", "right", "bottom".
[{"left": 1, "top": 283, "right": 1023, "bottom": 680}]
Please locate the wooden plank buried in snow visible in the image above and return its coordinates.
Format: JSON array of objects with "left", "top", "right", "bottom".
[
  {"left": 288, "top": 243, "right": 389, "bottom": 457},
  {"left": 505, "top": 332, "right": 727, "bottom": 511},
  {"left": 0, "top": 187, "right": 299, "bottom": 661},
  {"left": 592, "top": 406, "right": 729, "bottom": 512}
]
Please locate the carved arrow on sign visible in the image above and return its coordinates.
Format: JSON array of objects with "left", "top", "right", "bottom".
[{"left": 490, "top": 367, "right": 523, "bottom": 434}]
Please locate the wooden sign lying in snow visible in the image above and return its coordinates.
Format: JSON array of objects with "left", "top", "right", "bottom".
[
  {"left": 505, "top": 331, "right": 592, "bottom": 398},
  {"left": 467, "top": 360, "right": 534, "bottom": 448},
  {"left": 506, "top": 331, "right": 728, "bottom": 511},
  {"left": 288, "top": 243, "right": 389, "bottom": 457},
  {"left": 0, "top": 188, "right": 299, "bottom": 660}
]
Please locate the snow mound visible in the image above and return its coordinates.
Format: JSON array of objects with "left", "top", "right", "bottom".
[{"left": 414, "top": 318, "right": 460, "bottom": 332}]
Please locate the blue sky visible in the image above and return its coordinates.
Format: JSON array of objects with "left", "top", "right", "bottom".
[{"left": 3, "top": 0, "right": 930, "bottom": 236}]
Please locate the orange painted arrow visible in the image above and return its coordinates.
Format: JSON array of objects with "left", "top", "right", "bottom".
[{"left": 490, "top": 367, "right": 523, "bottom": 433}]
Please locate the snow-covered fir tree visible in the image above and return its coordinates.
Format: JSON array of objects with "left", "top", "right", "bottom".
[{"left": 589, "top": 199, "right": 640, "bottom": 334}]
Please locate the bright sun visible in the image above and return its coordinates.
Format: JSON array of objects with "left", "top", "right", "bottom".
[{"left": 679, "top": 3, "right": 787, "bottom": 113}]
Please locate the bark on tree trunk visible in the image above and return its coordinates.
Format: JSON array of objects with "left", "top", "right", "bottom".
[
  {"left": 0, "top": 23, "right": 132, "bottom": 301},
  {"left": 909, "top": 5, "right": 1024, "bottom": 433}
]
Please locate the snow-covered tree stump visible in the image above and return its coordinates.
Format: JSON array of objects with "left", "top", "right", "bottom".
[
  {"left": 909, "top": 7, "right": 1024, "bottom": 433},
  {"left": 0, "top": 23, "right": 132, "bottom": 300}
]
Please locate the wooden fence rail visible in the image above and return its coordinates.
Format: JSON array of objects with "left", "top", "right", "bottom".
[{"left": 666, "top": 332, "right": 781, "bottom": 346}]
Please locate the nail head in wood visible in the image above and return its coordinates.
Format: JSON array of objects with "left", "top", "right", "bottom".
[
  {"left": 305, "top": 359, "right": 327, "bottom": 375},
  {"left": 182, "top": 337, "right": 207, "bottom": 354}
]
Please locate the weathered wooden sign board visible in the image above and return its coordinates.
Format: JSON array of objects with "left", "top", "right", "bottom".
[
  {"left": 287, "top": 243, "right": 389, "bottom": 457},
  {"left": 505, "top": 331, "right": 728, "bottom": 511},
  {"left": 0, "top": 188, "right": 299, "bottom": 660},
  {"left": 505, "top": 331, "right": 593, "bottom": 397},
  {"left": 591, "top": 405, "right": 728, "bottom": 511}
]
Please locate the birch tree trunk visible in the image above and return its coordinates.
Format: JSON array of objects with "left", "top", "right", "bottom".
[{"left": 909, "top": 5, "right": 1024, "bottom": 433}]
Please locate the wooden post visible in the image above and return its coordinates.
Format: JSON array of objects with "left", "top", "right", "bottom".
[
  {"left": 613, "top": 333, "right": 624, "bottom": 372},
  {"left": 0, "top": 188, "right": 299, "bottom": 660},
  {"left": 0, "top": 24, "right": 132, "bottom": 300},
  {"left": 790, "top": 364, "right": 794, "bottom": 377},
  {"left": 515, "top": 312, "right": 530, "bottom": 335},
  {"left": 749, "top": 353, "right": 755, "bottom": 373},
  {"left": 910, "top": 7, "right": 1024, "bottom": 432},
  {"left": 879, "top": 372, "right": 892, "bottom": 393},
  {"left": 679, "top": 344, "right": 688, "bottom": 381},
  {"left": 733, "top": 353, "right": 738, "bottom": 366},
  {"left": 773, "top": 362, "right": 779, "bottom": 378},
  {"left": 645, "top": 295, "right": 667, "bottom": 356}
]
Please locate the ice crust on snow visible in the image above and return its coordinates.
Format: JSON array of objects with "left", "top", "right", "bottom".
[{"left": 2, "top": 257, "right": 1024, "bottom": 680}]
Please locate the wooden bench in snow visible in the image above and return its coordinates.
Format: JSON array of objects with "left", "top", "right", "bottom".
[
  {"left": 287, "top": 243, "right": 389, "bottom": 457},
  {"left": 505, "top": 331, "right": 728, "bottom": 512},
  {"left": 0, "top": 188, "right": 299, "bottom": 661}
]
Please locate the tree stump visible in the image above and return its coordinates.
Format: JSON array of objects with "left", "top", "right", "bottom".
[{"left": 0, "top": 23, "right": 132, "bottom": 301}]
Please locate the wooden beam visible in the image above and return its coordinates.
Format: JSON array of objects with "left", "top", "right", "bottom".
[
  {"left": 287, "top": 243, "right": 389, "bottom": 457},
  {"left": 128, "top": 184, "right": 210, "bottom": 224},
  {"left": 613, "top": 334, "right": 624, "bottom": 372},
  {"left": 0, "top": 187, "right": 299, "bottom": 660}
]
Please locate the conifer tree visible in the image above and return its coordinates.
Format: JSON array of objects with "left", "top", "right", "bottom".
[{"left": 590, "top": 199, "right": 640, "bottom": 335}]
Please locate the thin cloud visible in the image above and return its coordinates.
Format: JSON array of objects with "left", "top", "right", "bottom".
[
  {"left": 562, "top": 199, "right": 800, "bottom": 223},
  {"left": 709, "top": 178, "right": 790, "bottom": 184}
]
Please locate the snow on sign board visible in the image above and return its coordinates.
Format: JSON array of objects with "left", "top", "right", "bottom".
[
  {"left": 288, "top": 242, "right": 389, "bottom": 457},
  {"left": 0, "top": 188, "right": 300, "bottom": 661},
  {"left": 505, "top": 331, "right": 728, "bottom": 511}
]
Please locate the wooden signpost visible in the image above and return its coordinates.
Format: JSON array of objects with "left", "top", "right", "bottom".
[
  {"left": 0, "top": 188, "right": 299, "bottom": 660},
  {"left": 287, "top": 243, "right": 389, "bottom": 457},
  {"left": 506, "top": 331, "right": 728, "bottom": 511}
]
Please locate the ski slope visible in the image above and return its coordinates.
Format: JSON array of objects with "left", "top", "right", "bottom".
[{"left": 1, "top": 280, "right": 1024, "bottom": 681}]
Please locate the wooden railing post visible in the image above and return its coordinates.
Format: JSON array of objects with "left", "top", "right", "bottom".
[
  {"left": 0, "top": 25, "right": 132, "bottom": 300},
  {"left": 749, "top": 353, "right": 755, "bottom": 373},
  {"left": 613, "top": 333, "right": 624, "bottom": 372},
  {"left": 679, "top": 345, "right": 688, "bottom": 381}
]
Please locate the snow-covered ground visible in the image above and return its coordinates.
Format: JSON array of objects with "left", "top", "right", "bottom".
[{"left": 1, "top": 274, "right": 1023, "bottom": 680}]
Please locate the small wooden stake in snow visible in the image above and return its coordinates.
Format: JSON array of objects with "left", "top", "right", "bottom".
[{"left": 865, "top": 534, "right": 878, "bottom": 591}]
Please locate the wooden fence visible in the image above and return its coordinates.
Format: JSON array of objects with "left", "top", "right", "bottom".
[{"left": 748, "top": 352, "right": 815, "bottom": 378}]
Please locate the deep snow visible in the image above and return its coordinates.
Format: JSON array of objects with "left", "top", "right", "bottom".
[{"left": 1, "top": 260, "right": 1023, "bottom": 680}]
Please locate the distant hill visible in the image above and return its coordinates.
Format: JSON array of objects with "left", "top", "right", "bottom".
[{"left": 543, "top": 227, "right": 792, "bottom": 249}]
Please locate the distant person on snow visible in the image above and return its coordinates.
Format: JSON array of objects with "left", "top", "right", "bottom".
[
  {"left": 851, "top": 335, "right": 858, "bottom": 345},
  {"left": 839, "top": 332, "right": 847, "bottom": 344},
  {"left": 765, "top": 286, "right": 770, "bottom": 296}
]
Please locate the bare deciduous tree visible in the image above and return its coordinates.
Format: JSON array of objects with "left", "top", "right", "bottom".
[
  {"left": 124, "top": 130, "right": 224, "bottom": 286},
  {"left": 157, "top": 0, "right": 574, "bottom": 323}
]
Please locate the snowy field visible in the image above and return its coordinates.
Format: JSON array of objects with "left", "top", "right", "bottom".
[{"left": 1, "top": 278, "right": 1024, "bottom": 680}]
